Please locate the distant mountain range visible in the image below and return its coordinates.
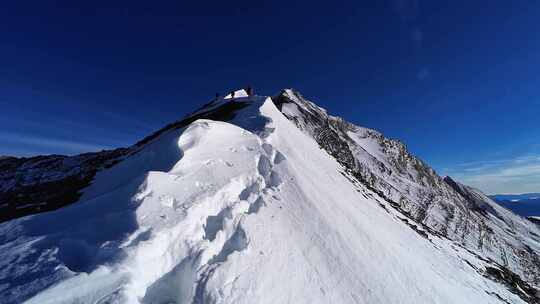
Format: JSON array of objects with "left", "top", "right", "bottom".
[{"left": 490, "top": 193, "right": 540, "bottom": 218}]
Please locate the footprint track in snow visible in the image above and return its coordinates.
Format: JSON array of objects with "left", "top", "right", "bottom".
[
  {"left": 195, "top": 139, "right": 286, "bottom": 302},
  {"left": 257, "top": 155, "right": 272, "bottom": 179},
  {"left": 204, "top": 207, "right": 233, "bottom": 242},
  {"left": 247, "top": 197, "right": 266, "bottom": 214}
]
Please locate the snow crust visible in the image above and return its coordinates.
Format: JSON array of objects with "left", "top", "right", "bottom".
[{"left": 0, "top": 94, "right": 535, "bottom": 303}]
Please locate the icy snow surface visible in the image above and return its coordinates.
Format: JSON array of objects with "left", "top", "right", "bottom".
[{"left": 0, "top": 94, "right": 537, "bottom": 303}]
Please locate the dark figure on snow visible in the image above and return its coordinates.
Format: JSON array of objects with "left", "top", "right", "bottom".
[
  {"left": 246, "top": 86, "right": 253, "bottom": 96},
  {"left": 230, "top": 90, "right": 235, "bottom": 98}
]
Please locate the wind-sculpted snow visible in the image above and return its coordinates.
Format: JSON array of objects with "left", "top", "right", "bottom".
[
  {"left": 0, "top": 94, "right": 252, "bottom": 224},
  {"left": 0, "top": 97, "right": 283, "bottom": 303},
  {"left": 0, "top": 92, "right": 539, "bottom": 303}
]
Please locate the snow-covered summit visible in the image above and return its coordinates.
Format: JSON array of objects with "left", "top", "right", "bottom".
[{"left": 1, "top": 89, "right": 539, "bottom": 303}]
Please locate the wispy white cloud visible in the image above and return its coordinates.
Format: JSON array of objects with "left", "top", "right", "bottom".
[
  {"left": 447, "top": 154, "right": 540, "bottom": 194},
  {"left": 0, "top": 131, "right": 115, "bottom": 156}
]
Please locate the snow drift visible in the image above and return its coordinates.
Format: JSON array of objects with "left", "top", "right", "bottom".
[{"left": 0, "top": 89, "right": 539, "bottom": 304}]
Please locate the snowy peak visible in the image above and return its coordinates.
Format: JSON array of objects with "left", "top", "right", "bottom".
[{"left": 1, "top": 89, "right": 540, "bottom": 304}]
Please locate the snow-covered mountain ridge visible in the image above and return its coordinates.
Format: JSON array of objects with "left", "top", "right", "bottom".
[{"left": 0, "top": 89, "right": 539, "bottom": 303}]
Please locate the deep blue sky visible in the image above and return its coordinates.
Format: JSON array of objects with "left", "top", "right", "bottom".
[{"left": 1, "top": 1, "right": 540, "bottom": 194}]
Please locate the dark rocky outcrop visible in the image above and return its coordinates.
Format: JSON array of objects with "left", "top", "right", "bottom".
[
  {"left": 0, "top": 149, "right": 128, "bottom": 223},
  {"left": 484, "top": 266, "right": 540, "bottom": 304}
]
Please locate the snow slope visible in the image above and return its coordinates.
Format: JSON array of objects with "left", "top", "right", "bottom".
[
  {"left": 273, "top": 89, "right": 540, "bottom": 288},
  {"left": 1, "top": 92, "right": 539, "bottom": 303}
]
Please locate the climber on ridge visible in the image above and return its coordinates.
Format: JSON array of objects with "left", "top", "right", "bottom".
[{"left": 246, "top": 85, "right": 254, "bottom": 96}]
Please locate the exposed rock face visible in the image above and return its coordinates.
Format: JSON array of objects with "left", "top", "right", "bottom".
[
  {"left": 273, "top": 88, "right": 540, "bottom": 288},
  {"left": 528, "top": 217, "right": 540, "bottom": 227}
]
